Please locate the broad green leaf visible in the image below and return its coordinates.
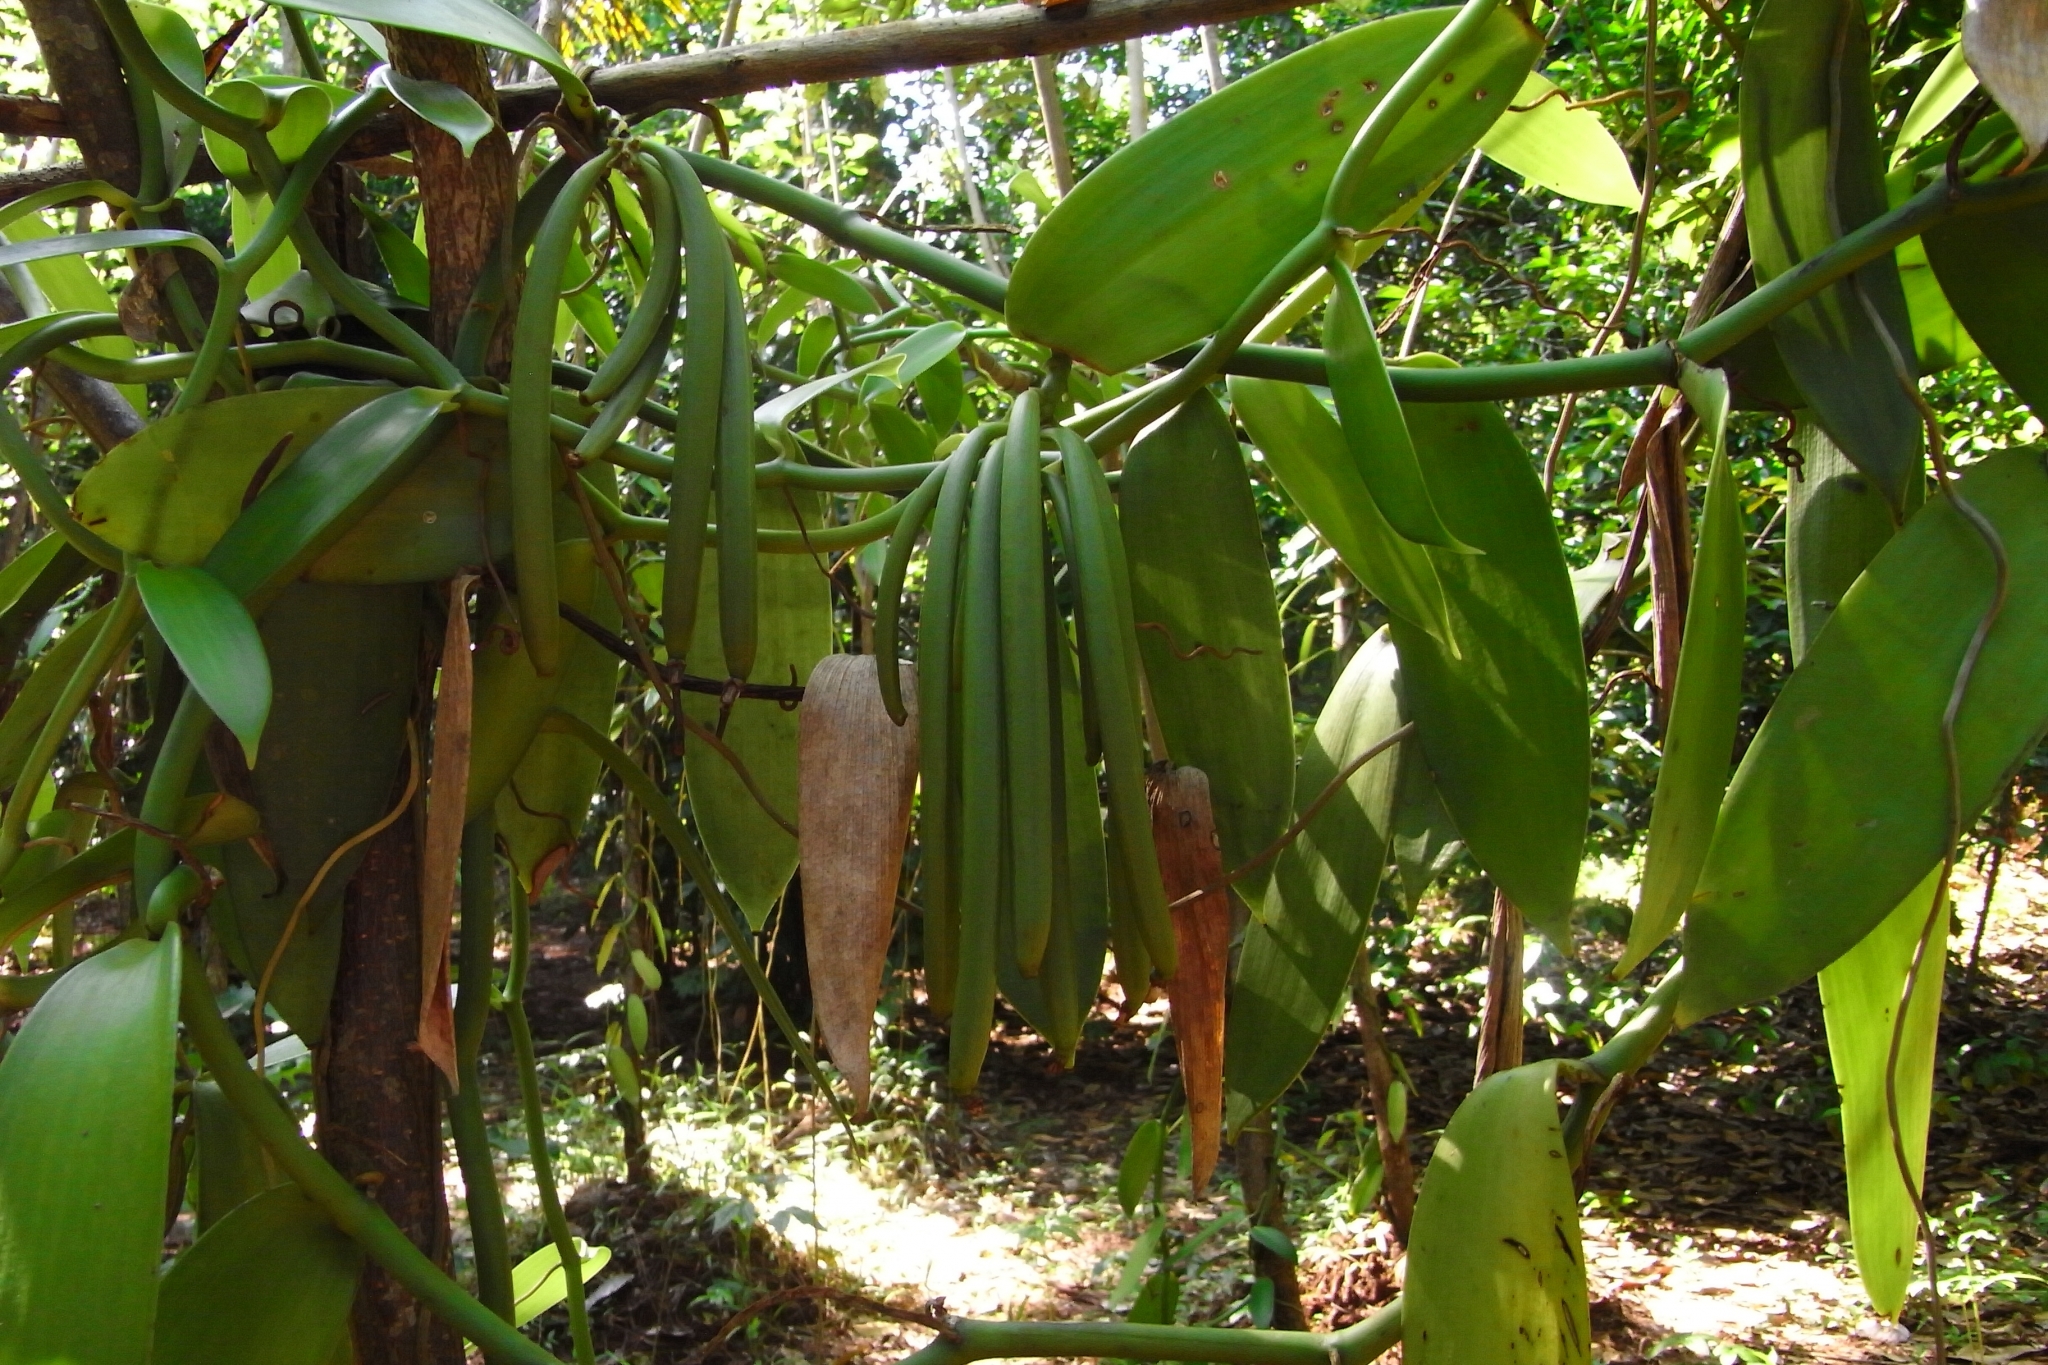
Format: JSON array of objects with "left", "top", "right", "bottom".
[
  {"left": 1924, "top": 194, "right": 2048, "bottom": 416},
  {"left": 305, "top": 416, "right": 513, "bottom": 586},
  {"left": 1007, "top": 5, "right": 1540, "bottom": 373},
  {"left": 1818, "top": 865, "right": 1945, "bottom": 1319},
  {"left": 471, "top": 542, "right": 607, "bottom": 819},
  {"left": 0, "top": 227, "right": 220, "bottom": 270},
  {"left": 510, "top": 1238, "right": 613, "bottom": 1327},
  {"left": 497, "top": 540, "right": 625, "bottom": 894},
  {"left": 1227, "top": 375, "right": 1451, "bottom": 644},
  {"left": 75, "top": 386, "right": 509, "bottom": 587},
  {"left": 1324, "top": 267, "right": 1471, "bottom": 552},
  {"left": 755, "top": 353, "right": 903, "bottom": 437},
  {"left": 1121, "top": 391, "right": 1294, "bottom": 895},
  {"left": 371, "top": 65, "right": 492, "bottom": 157},
  {"left": 885, "top": 321, "right": 966, "bottom": 384},
  {"left": 771, "top": 250, "right": 877, "bottom": 316},
  {"left": 1248, "top": 1225, "right": 1298, "bottom": 1265},
  {"left": 1680, "top": 447, "right": 2048, "bottom": 1023},
  {"left": 1391, "top": 743, "right": 1463, "bottom": 913},
  {"left": 0, "top": 534, "right": 68, "bottom": 626},
  {"left": 1786, "top": 421, "right": 1904, "bottom": 660},
  {"left": 153, "top": 1186, "right": 361, "bottom": 1365},
  {"left": 1405, "top": 1060, "right": 1590, "bottom": 1365},
  {"left": 0, "top": 931, "right": 180, "bottom": 1365},
  {"left": 678, "top": 494, "right": 831, "bottom": 926},
  {"left": 358, "top": 198, "right": 430, "bottom": 305},
  {"left": 1117, "top": 1119, "right": 1166, "bottom": 1216},
  {"left": 1480, "top": 72, "right": 1640, "bottom": 208},
  {"left": 1893, "top": 232, "right": 1979, "bottom": 373},
  {"left": 1224, "top": 631, "right": 1403, "bottom": 1132},
  {"left": 1389, "top": 380, "right": 1588, "bottom": 940},
  {"left": 211, "top": 584, "right": 420, "bottom": 1042},
  {"left": 1620, "top": 370, "right": 1746, "bottom": 975},
  {"left": 917, "top": 357, "right": 965, "bottom": 432},
  {"left": 0, "top": 599, "right": 116, "bottom": 786},
  {"left": 1742, "top": 0, "right": 1922, "bottom": 512},
  {"left": 275, "top": 0, "right": 590, "bottom": 115},
  {"left": 869, "top": 402, "right": 935, "bottom": 464},
  {"left": 1891, "top": 42, "right": 1978, "bottom": 163},
  {"left": 136, "top": 563, "right": 272, "bottom": 764},
  {"left": 204, "top": 385, "right": 455, "bottom": 607},
  {"left": 76, "top": 388, "right": 381, "bottom": 566},
  {"left": 229, "top": 188, "right": 303, "bottom": 301},
  {"left": 190, "top": 1080, "right": 283, "bottom": 1233}
]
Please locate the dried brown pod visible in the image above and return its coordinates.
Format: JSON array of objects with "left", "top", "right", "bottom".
[
  {"left": 798, "top": 653, "right": 920, "bottom": 1116},
  {"left": 1148, "top": 763, "right": 1230, "bottom": 1191}
]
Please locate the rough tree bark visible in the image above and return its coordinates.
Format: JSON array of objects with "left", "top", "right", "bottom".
[
  {"left": 382, "top": 30, "right": 519, "bottom": 356},
  {"left": 315, "top": 38, "right": 517, "bottom": 1365},
  {"left": 317, "top": 753, "right": 465, "bottom": 1365},
  {"left": 17, "top": 0, "right": 142, "bottom": 192}
]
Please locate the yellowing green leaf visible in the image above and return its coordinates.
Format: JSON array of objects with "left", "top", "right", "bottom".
[
  {"left": 1818, "top": 865, "right": 1945, "bottom": 1319},
  {"left": 1480, "top": 73, "right": 1641, "bottom": 208},
  {"left": 1405, "top": 1060, "right": 1590, "bottom": 1365}
]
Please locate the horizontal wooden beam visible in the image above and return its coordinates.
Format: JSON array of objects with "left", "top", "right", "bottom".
[{"left": 0, "top": 0, "right": 1321, "bottom": 160}]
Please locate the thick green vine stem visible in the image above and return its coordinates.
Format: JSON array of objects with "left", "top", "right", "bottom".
[
  {"left": 505, "top": 861, "right": 599, "bottom": 1365},
  {"left": 898, "top": 1297, "right": 1403, "bottom": 1365},
  {"left": 1560, "top": 963, "right": 1687, "bottom": 1165},
  {"left": 681, "top": 151, "right": 1010, "bottom": 313},
  {"left": 176, "top": 944, "right": 569, "bottom": 1365},
  {"left": 171, "top": 87, "right": 401, "bottom": 414},
  {"left": 130, "top": 684, "right": 216, "bottom": 920},
  {"left": 452, "top": 813, "right": 517, "bottom": 1341}
]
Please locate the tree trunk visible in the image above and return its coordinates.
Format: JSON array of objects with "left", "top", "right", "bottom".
[
  {"left": 382, "top": 30, "right": 518, "bottom": 357},
  {"left": 318, "top": 779, "right": 465, "bottom": 1365},
  {"left": 17, "top": 0, "right": 142, "bottom": 194},
  {"left": 311, "top": 54, "right": 514, "bottom": 1360}
]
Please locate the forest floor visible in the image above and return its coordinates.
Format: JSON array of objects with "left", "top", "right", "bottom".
[{"left": 465, "top": 857, "right": 2048, "bottom": 1365}]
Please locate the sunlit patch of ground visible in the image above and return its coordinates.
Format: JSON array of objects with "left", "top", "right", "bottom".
[{"left": 468, "top": 858, "right": 2046, "bottom": 1364}]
